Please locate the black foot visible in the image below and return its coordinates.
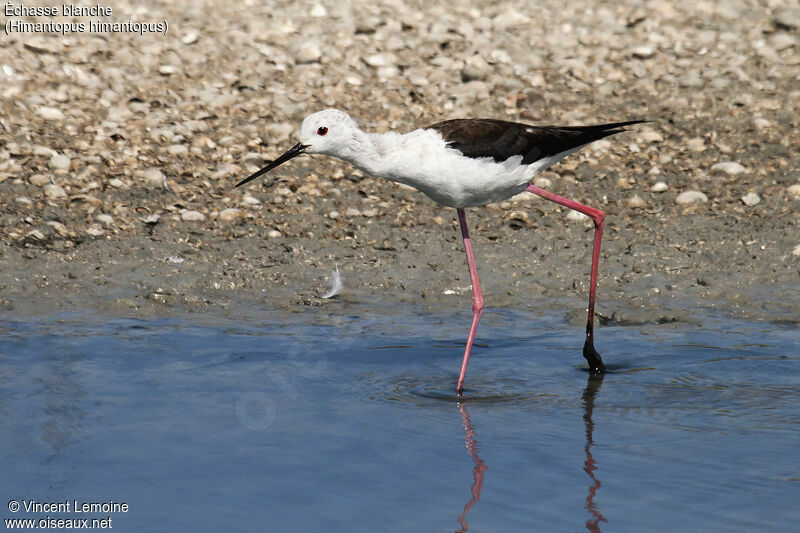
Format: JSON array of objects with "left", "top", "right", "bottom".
[{"left": 583, "top": 340, "right": 606, "bottom": 374}]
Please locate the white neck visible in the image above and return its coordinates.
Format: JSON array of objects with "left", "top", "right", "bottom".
[{"left": 331, "top": 129, "right": 394, "bottom": 177}]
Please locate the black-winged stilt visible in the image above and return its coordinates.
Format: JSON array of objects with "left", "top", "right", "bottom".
[{"left": 236, "top": 109, "right": 644, "bottom": 394}]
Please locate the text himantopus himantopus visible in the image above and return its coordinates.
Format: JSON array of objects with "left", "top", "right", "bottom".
[{"left": 236, "top": 109, "right": 644, "bottom": 394}]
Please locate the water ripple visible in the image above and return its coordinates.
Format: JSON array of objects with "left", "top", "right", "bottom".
[{"left": 359, "top": 373, "right": 568, "bottom": 407}]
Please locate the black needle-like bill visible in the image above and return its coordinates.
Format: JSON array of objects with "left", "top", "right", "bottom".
[{"left": 234, "top": 142, "right": 308, "bottom": 188}]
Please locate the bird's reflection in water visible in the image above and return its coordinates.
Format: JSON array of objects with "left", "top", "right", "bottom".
[
  {"left": 455, "top": 402, "right": 487, "bottom": 533},
  {"left": 582, "top": 373, "right": 607, "bottom": 532}
]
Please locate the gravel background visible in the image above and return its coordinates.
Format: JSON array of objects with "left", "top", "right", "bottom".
[{"left": 1, "top": 0, "right": 798, "bottom": 324}]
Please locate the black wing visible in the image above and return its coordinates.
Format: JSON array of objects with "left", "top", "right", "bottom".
[{"left": 427, "top": 118, "right": 646, "bottom": 165}]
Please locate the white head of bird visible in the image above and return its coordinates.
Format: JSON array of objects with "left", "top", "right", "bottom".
[
  {"left": 298, "top": 108, "right": 362, "bottom": 157},
  {"left": 235, "top": 109, "right": 366, "bottom": 189}
]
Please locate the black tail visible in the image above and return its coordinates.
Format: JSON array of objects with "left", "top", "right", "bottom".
[
  {"left": 556, "top": 120, "right": 650, "bottom": 134},
  {"left": 519, "top": 120, "right": 650, "bottom": 164}
]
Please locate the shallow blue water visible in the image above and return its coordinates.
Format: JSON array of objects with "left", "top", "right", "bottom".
[{"left": 1, "top": 307, "right": 798, "bottom": 532}]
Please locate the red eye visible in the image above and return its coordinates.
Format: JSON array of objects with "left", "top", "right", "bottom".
[{"left": 317, "top": 126, "right": 328, "bottom": 136}]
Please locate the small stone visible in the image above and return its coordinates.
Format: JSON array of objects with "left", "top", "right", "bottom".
[
  {"left": 787, "top": 184, "right": 800, "bottom": 198},
  {"left": 678, "top": 72, "right": 703, "bottom": 87},
  {"left": 716, "top": 142, "right": 733, "bottom": 154},
  {"left": 651, "top": 181, "right": 668, "bottom": 192},
  {"left": 328, "top": 211, "right": 339, "bottom": 219},
  {"left": 5, "top": 142, "right": 23, "bottom": 155},
  {"left": 44, "top": 183, "right": 67, "bottom": 199},
  {"left": 533, "top": 176, "right": 552, "bottom": 188},
  {"left": 242, "top": 195, "right": 261, "bottom": 206},
  {"left": 362, "top": 208, "right": 378, "bottom": 217},
  {"left": 70, "top": 194, "right": 102, "bottom": 206},
  {"left": 567, "top": 210, "right": 589, "bottom": 222},
  {"left": 36, "top": 106, "right": 66, "bottom": 120},
  {"left": 676, "top": 191, "right": 708, "bottom": 204},
  {"left": 50, "top": 154, "right": 71, "bottom": 170},
  {"left": 27, "top": 229, "right": 46, "bottom": 241},
  {"left": 23, "top": 38, "right": 61, "bottom": 54},
  {"left": 141, "top": 168, "right": 167, "bottom": 187},
  {"left": 159, "top": 65, "right": 177, "bottom": 75},
  {"left": 310, "top": 4, "right": 327, "bottom": 17},
  {"left": 218, "top": 208, "right": 242, "bottom": 222},
  {"left": 266, "top": 122, "right": 294, "bottom": 143},
  {"left": 792, "top": 244, "right": 800, "bottom": 257},
  {"left": 462, "top": 54, "right": 491, "bottom": 81},
  {"left": 711, "top": 161, "right": 747, "bottom": 175},
  {"left": 365, "top": 53, "right": 395, "bottom": 68},
  {"left": 96, "top": 214, "right": 114, "bottom": 226},
  {"left": 267, "top": 230, "right": 281, "bottom": 238},
  {"left": 29, "top": 174, "right": 50, "bottom": 187},
  {"left": 109, "top": 178, "right": 125, "bottom": 187},
  {"left": 732, "top": 93, "right": 754, "bottom": 107},
  {"left": 211, "top": 164, "right": 237, "bottom": 180},
  {"left": 402, "top": 68, "right": 427, "bottom": 87},
  {"left": 150, "top": 128, "right": 174, "bottom": 142},
  {"left": 15, "top": 196, "right": 33, "bottom": 206},
  {"left": 686, "top": 137, "right": 706, "bottom": 152},
  {"left": 453, "top": 80, "right": 489, "bottom": 103},
  {"left": 631, "top": 45, "right": 655, "bottom": 59},
  {"left": 489, "top": 49, "right": 511, "bottom": 64},
  {"left": 638, "top": 130, "right": 663, "bottom": 143},
  {"left": 492, "top": 8, "right": 530, "bottom": 30},
  {"left": 753, "top": 118, "right": 771, "bottom": 130},
  {"left": 32, "top": 145, "right": 54, "bottom": 156},
  {"left": 46, "top": 221, "right": 70, "bottom": 236},
  {"left": 144, "top": 214, "right": 161, "bottom": 225},
  {"left": 741, "top": 193, "right": 760, "bottom": 206},
  {"left": 86, "top": 224, "right": 105, "bottom": 237},
  {"left": 168, "top": 144, "right": 189, "bottom": 156},
  {"left": 377, "top": 66, "right": 400, "bottom": 79},
  {"left": 773, "top": 9, "right": 799, "bottom": 31},
  {"left": 345, "top": 207, "right": 362, "bottom": 217},
  {"left": 616, "top": 177, "right": 632, "bottom": 189},
  {"left": 295, "top": 43, "right": 322, "bottom": 63},
  {"left": 208, "top": 94, "right": 236, "bottom": 110},
  {"left": 182, "top": 31, "right": 199, "bottom": 45},
  {"left": 627, "top": 195, "right": 646, "bottom": 208},
  {"left": 181, "top": 210, "right": 206, "bottom": 222},
  {"left": 591, "top": 140, "right": 612, "bottom": 152}
]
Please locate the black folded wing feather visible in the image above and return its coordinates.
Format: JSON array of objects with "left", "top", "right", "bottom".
[{"left": 427, "top": 119, "right": 646, "bottom": 165}]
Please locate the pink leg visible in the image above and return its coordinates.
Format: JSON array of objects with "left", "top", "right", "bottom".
[
  {"left": 525, "top": 184, "right": 606, "bottom": 373},
  {"left": 456, "top": 208, "right": 484, "bottom": 395},
  {"left": 456, "top": 402, "right": 487, "bottom": 531}
]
